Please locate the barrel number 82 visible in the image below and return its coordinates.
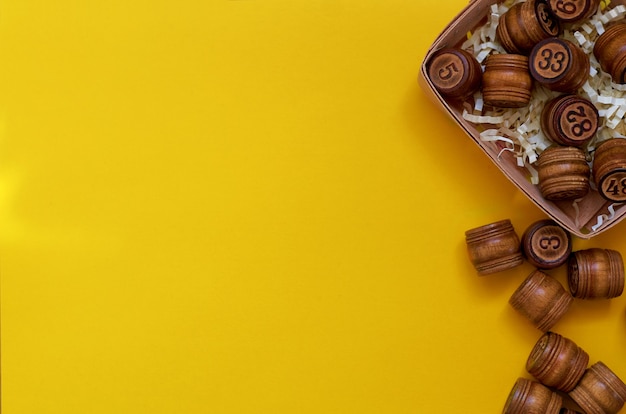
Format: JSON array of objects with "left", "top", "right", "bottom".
[{"left": 566, "top": 105, "right": 594, "bottom": 137}]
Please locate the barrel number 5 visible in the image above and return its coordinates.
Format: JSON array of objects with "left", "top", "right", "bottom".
[{"left": 438, "top": 62, "right": 459, "bottom": 81}]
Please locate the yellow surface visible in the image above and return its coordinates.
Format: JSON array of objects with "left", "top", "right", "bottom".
[{"left": 2, "top": 0, "right": 626, "bottom": 413}]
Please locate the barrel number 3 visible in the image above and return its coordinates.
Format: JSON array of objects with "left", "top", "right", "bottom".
[{"left": 539, "top": 236, "right": 561, "bottom": 250}]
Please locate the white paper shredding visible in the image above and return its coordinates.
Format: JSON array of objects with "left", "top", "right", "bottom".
[
  {"left": 592, "top": 203, "right": 618, "bottom": 231},
  {"left": 459, "top": 0, "right": 626, "bottom": 234}
]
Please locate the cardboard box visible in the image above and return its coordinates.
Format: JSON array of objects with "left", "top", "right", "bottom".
[{"left": 419, "top": 0, "right": 626, "bottom": 239}]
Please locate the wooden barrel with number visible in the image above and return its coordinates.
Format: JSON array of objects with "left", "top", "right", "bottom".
[
  {"left": 548, "top": 0, "right": 601, "bottom": 23},
  {"left": 529, "top": 38, "right": 589, "bottom": 93},
  {"left": 521, "top": 219, "right": 572, "bottom": 270},
  {"left": 427, "top": 48, "right": 483, "bottom": 100},
  {"left": 541, "top": 95, "right": 598, "bottom": 147},
  {"left": 497, "top": 0, "right": 561, "bottom": 55},
  {"left": 592, "top": 138, "right": 626, "bottom": 202}
]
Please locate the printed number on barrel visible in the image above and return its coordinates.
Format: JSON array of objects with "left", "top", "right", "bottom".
[
  {"left": 555, "top": 0, "right": 577, "bottom": 14},
  {"left": 438, "top": 63, "right": 459, "bottom": 80},
  {"left": 539, "top": 7, "right": 559, "bottom": 32},
  {"left": 539, "top": 49, "right": 566, "bottom": 72},
  {"left": 566, "top": 106, "right": 593, "bottom": 137},
  {"left": 606, "top": 177, "right": 626, "bottom": 197},
  {"left": 540, "top": 236, "right": 561, "bottom": 250}
]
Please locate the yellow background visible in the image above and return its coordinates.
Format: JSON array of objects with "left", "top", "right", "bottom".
[{"left": 2, "top": 0, "right": 626, "bottom": 412}]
